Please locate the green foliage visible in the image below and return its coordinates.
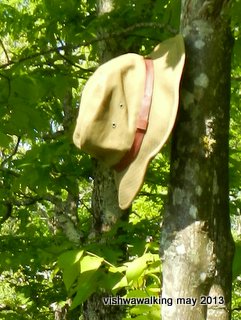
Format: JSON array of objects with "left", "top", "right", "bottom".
[
  {"left": 57, "top": 241, "right": 160, "bottom": 316},
  {"left": 0, "top": 0, "right": 241, "bottom": 319},
  {"left": 233, "top": 242, "right": 241, "bottom": 280},
  {"left": 0, "top": 213, "right": 73, "bottom": 320},
  {"left": 0, "top": 1, "right": 171, "bottom": 317}
]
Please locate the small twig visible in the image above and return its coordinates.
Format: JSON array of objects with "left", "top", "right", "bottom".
[
  {"left": 42, "top": 130, "right": 65, "bottom": 141},
  {"left": 57, "top": 51, "right": 93, "bottom": 70},
  {"left": 0, "top": 39, "right": 10, "bottom": 63},
  {"left": 232, "top": 76, "right": 241, "bottom": 82},
  {"left": 0, "top": 167, "right": 20, "bottom": 177},
  {"left": 232, "top": 305, "right": 241, "bottom": 312},
  {"left": 79, "top": 199, "right": 92, "bottom": 215},
  {"left": 1, "top": 136, "right": 21, "bottom": 167}
]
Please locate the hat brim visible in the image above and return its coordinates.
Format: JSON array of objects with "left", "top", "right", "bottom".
[{"left": 114, "top": 35, "right": 185, "bottom": 209}]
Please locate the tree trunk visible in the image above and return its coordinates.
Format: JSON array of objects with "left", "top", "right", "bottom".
[
  {"left": 83, "top": 1, "right": 129, "bottom": 319},
  {"left": 161, "top": 1, "right": 234, "bottom": 320}
]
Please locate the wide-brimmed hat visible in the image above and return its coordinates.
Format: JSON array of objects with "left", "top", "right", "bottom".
[{"left": 73, "top": 35, "right": 185, "bottom": 209}]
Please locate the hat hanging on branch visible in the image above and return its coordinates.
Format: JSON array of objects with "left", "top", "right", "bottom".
[{"left": 73, "top": 35, "right": 185, "bottom": 209}]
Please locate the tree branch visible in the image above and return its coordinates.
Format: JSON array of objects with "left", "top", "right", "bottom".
[
  {"left": 0, "top": 46, "right": 67, "bottom": 69},
  {"left": 0, "top": 22, "right": 177, "bottom": 70},
  {"left": 0, "top": 39, "right": 10, "bottom": 63},
  {"left": 8, "top": 191, "right": 82, "bottom": 245},
  {"left": 1, "top": 136, "right": 21, "bottom": 168}
]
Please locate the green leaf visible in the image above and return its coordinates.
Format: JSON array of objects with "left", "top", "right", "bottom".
[
  {"left": 52, "top": 75, "right": 78, "bottom": 100},
  {"left": 129, "top": 304, "right": 160, "bottom": 319},
  {"left": 108, "top": 265, "right": 126, "bottom": 273},
  {"left": 98, "top": 269, "right": 123, "bottom": 291},
  {"left": 80, "top": 254, "right": 103, "bottom": 273},
  {"left": 70, "top": 271, "right": 98, "bottom": 309},
  {"left": 126, "top": 290, "right": 149, "bottom": 298},
  {"left": 112, "top": 275, "right": 128, "bottom": 290},
  {"left": 233, "top": 242, "right": 241, "bottom": 279},
  {"left": 58, "top": 250, "right": 84, "bottom": 291},
  {"left": 231, "top": 0, "right": 241, "bottom": 25},
  {"left": 0, "top": 132, "right": 12, "bottom": 148},
  {"left": 123, "top": 316, "right": 147, "bottom": 320},
  {"left": 150, "top": 305, "right": 161, "bottom": 319},
  {"left": 58, "top": 250, "right": 84, "bottom": 269},
  {"left": 146, "top": 284, "right": 160, "bottom": 295},
  {"left": 130, "top": 304, "right": 153, "bottom": 315},
  {"left": 125, "top": 253, "right": 152, "bottom": 283},
  {"left": 10, "top": 75, "right": 39, "bottom": 104}
]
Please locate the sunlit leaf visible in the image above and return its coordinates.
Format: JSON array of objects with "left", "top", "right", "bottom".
[
  {"left": 125, "top": 253, "right": 153, "bottom": 283},
  {"left": 58, "top": 250, "right": 84, "bottom": 291},
  {"left": 80, "top": 254, "right": 103, "bottom": 273},
  {"left": 112, "top": 275, "right": 128, "bottom": 290},
  {"left": 70, "top": 271, "right": 98, "bottom": 309}
]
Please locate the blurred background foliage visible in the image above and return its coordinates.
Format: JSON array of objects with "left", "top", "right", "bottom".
[{"left": 0, "top": 0, "right": 241, "bottom": 319}]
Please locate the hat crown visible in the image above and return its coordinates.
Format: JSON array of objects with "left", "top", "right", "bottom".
[
  {"left": 73, "top": 53, "right": 146, "bottom": 166},
  {"left": 73, "top": 35, "right": 185, "bottom": 209}
]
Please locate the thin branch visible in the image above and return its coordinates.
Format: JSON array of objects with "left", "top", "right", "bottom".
[
  {"left": 79, "top": 199, "right": 92, "bottom": 215},
  {"left": 232, "top": 306, "right": 241, "bottom": 312},
  {"left": 5, "top": 193, "right": 62, "bottom": 208},
  {"left": 57, "top": 51, "right": 91, "bottom": 70},
  {"left": 0, "top": 46, "right": 68, "bottom": 69},
  {"left": 1, "top": 136, "right": 21, "bottom": 168},
  {"left": 232, "top": 76, "right": 241, "bottom": 82},
  {"left": 11, "top": 196, "right": 45, "bottom": 207},
  {"left": 138, "top": 191, "right": 166, "bottom": 198},
  {"left": 42, "top": 130, "right": 65, "bottom": 141},
  {"left": 104, "top": 21, "right": 177, "bottom": 38},
  {"left": 0, "top": 167, "right": 20, "bottom": 177},
  {"left": 0, "top": 22, "right": 177, "bottom": 70},
  {"left": 0, "top": 39, "right": 10, "bottom": 63}
]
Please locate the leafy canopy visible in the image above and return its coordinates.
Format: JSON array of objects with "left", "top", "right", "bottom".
[{"left": 1, "top": 0, "right": 241, "bottom": 319}]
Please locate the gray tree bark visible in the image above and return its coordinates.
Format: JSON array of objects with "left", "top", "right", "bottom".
[
  {"left": 83, "top": 1, "right": 129, "bottom": 319},
  {"left": 161, "top": 1, "right": 234, "bottom": 320}
]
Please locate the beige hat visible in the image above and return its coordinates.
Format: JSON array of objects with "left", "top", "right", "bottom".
[{"left": 73, "top": 35, "right": 185, "bottom": 209}]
